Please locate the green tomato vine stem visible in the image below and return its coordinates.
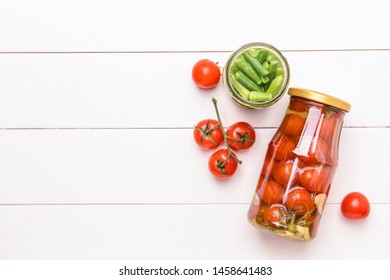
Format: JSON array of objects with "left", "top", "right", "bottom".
[{"left": 212, "top": 97, "right": 242, "bottom": 165}]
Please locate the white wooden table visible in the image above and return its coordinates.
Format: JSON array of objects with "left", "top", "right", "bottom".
[{"left": 0, "top": 0, "right": 389, "bottom": 259}]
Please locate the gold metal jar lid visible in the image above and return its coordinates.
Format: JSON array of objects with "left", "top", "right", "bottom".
[{"left": 288, "top": 87, "right": 351, "bottom": 112}]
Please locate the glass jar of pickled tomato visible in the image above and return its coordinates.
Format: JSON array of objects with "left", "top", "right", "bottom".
[{"left": 248, "top": 88, "right": 351, "bottom": 241}]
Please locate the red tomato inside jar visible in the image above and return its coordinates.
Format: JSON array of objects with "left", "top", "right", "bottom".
[{"left": 248, "top": 88, "right": 351, "bottom": 241}]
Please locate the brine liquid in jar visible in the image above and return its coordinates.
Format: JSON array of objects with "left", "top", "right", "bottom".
[{"left": 248, "top": 88, "right": 351, "bottom": 241}]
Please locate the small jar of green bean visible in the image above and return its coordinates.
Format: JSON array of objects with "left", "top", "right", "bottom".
[{"left": 223, "top": 42, "right": 290, "bottom": 109}]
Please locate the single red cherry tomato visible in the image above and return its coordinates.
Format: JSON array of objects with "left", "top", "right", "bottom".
[
  {"left": 271, "top": 160, "right": 299, "bottom": 186},
  {"left": 280, "top": 114, "right": 306, "bottom": 137},
  {"left": 258, "top": 180, "right": 285, "bottom": 204},
  {"left": 263, "top": 205, "right": 288, "bottom": 228},
  {"left": 299, "top": 168, "right": 330, "bottom": 194},
  {"left": 269, "top": 133, "right": 296, "bottom": 161},
  {"left": 192, "top": 59, "right": 221, "bottom": 89},
  {"left": 298, "top": 137, "right": 329, "bottom": 165},
  {"left": 226, "top": 121, "right": 256, "bottom": 151},
  {"left": 208, "top": 149, "right": 238, "bottom": 179},
  {"left": 193, "top": 119, "right": 223, "bottom": 150},
  {"left": 261, "top": 156, "right": 273, "bottom": 176},
  {"left": 319, "top": 114, "right": 338, "bottom": 144},
  {"left": 341, "top": 192, "right": 370, "bottom": 219},
  {"left": 285, "top": 188, "right": 314, "bottom": 215},
  {"left": 288, "top": 99, "right": 308, "bottom": 113},
  {"left": 256, "top": 176, "right": 266, "bottom": 190}
]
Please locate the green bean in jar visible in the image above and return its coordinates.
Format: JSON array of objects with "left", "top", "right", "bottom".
[{"left": 223, "top": 42, "right": 290, "bottom": 109}]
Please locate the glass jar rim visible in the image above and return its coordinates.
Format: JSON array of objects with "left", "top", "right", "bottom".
[{"left": 288, "top": 88, "right": 351, "bottom": 112}]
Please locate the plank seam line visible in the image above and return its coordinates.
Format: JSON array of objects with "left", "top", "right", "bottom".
[
  {"left": 0, "top": 48, "right": 390, "bottom": 54},
  {"left": 0, "top": 126, "right": 389, "bottom": 130},
  {"left": 0, "top": 203, "right": 387, "bottom": 206}
]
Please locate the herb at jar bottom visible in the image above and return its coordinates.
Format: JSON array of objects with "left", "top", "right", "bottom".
[
  {"left": 230, "top": 48, "right": 285, "bottom": 102},
  {"left": 250, "top": 199, "right": 314, "bottom": 241}
]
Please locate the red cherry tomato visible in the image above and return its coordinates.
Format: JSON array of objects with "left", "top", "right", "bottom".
[
  {"left": 193, "top": 119, "right": 223, "bottom": 150},
  {"left": 271, "top": 160, "right": 299, "bottom": 186},
  {"left": 299, "top": 168, "right": 330, "bottom": 194},
  {"left": 341, "top": 192, "right": 370, "bottom": 219},
  {"left": 289, "top": 99, "right": 308, "bottom": 113},
  {"left": 269, "top": 134, "right": 296, "bottom": 161},
  {"left": 256, "top": 176, "right": 266, "bottom": 190},
  {"left": 261, "top": 156, "right": 273, "bottom": 176},
  {"left": 319, "top": 114, "right": 338, "bottom": 144},
  {"left": 285, "top": 188, "right": 314, "bottom": 215},
  {"left": 258, "top": 180, "right": 285, "bottom": 204},
  {"left": 280, "top": 114, "right": 306, "bottom": 137},
  {"left": 263, "top": 205, "right": 288, "bottom": 228},
  {"left": 298, "top": 137, "right": 329, "bottom": 165},
  {"left": 226, "top": 121, "right": 256, "bottom": 151},
  {"left": 192, "top": 59, "right": 221, "bottom": 89},
  {"left": 208, "top": 149, "right": 238, "bottom": 179}
]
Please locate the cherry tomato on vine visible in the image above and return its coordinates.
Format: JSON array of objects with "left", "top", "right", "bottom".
[
  {"left": 226, "top": 121, "right": 256, "bottom": 151},
  {"left": 341, "top": 192, "right": 370, "bottom": 219},
  {"left": 285, "top": 188, "right": 314, "bottom": 215},
  {"left": 192, "top": 59, "right": 221, "bottom": 89},
  {"left": 208, "top": 149, "right": 238, "bottom": 179},
  {"left": 193, "top": 119, "right": 223, "bottom": 150}
]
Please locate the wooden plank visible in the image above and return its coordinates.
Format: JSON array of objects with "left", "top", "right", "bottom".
[
  {"left": 0, "top": 128, "right": 388, "bottom": 204},
  {"left": 0, "top": 51, "right": 389, "bottom": 128},
  {"left": 1, "top": 0, "right": 389, "bottom": 52},
  {"left": 0, "top": 204, "right": 387, "bottom": 259}
]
